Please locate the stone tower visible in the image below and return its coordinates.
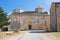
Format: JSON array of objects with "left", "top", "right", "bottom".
[{"left": 50, "top": 2, "right": 60, "bottom": 32}]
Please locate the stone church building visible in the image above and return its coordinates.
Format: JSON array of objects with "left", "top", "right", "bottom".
[{"left": 8, "top": 7, "right": 50, "bottom": 31}]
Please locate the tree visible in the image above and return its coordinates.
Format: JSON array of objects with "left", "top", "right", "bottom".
[{"left": 0, "top": 7, "right": 10, "bottom": 31}]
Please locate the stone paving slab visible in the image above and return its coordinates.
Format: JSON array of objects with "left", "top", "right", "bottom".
[{"left": 18, "top": 32, "right": 60, "bottom": 40}]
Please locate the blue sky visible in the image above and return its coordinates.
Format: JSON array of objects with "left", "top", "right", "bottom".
[{"left": 0, "top": 0, "right": 60, "bottom": 15}]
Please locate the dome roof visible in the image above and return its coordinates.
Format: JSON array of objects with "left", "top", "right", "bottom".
[
  {"left": 36, "top": 6, "right": 43, "bottom": 9},
  {"left": 14, "top": 8, "right": 24, "bottom": 13},
  {"left": 35, "top": 6, "right": 46, "bottom": 12}
]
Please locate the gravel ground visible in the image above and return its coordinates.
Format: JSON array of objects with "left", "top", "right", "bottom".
[
  {"left": 0, "top": 31, "right": 60, "bottom": 40},
  {"left": 0, "top": 31, "right": 26, "bottom": 40}
]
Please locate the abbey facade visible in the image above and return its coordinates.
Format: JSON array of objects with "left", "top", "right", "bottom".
[{"left": 8, "top": 7, "right": 50, "bottom": 31}]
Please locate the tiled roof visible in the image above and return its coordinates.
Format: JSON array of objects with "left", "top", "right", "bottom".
[{"left": 10, "top": 11, "right": 48, "bottom": 16}]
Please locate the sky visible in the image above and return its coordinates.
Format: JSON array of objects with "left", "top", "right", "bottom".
[{"left": 0, "top": 0, "right": 60, "bottom": 15}]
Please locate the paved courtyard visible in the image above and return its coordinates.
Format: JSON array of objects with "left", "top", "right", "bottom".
[
  {"left": 18, "top": 32, "right": 60, "bottom": 40},
  {"left": 0, "top": 31, "right": 60, "bottom": 40}
]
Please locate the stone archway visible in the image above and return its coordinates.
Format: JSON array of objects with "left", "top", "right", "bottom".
[
  {"left": 26, "top": 18, "right": 33, "bottom": 30},
  {"left": 2, "top": 27, "right": 8, "bottom": 31}
]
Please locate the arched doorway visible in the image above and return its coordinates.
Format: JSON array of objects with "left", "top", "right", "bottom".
[
  {"left": 28, "top": 25, "right": 32, "bottom": 30},
  {"left": 2, "top": 27, "right": 8, "bottom": 31},
  {"left": 26, "top": 18, "right": 33, "bottom": 30}
]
